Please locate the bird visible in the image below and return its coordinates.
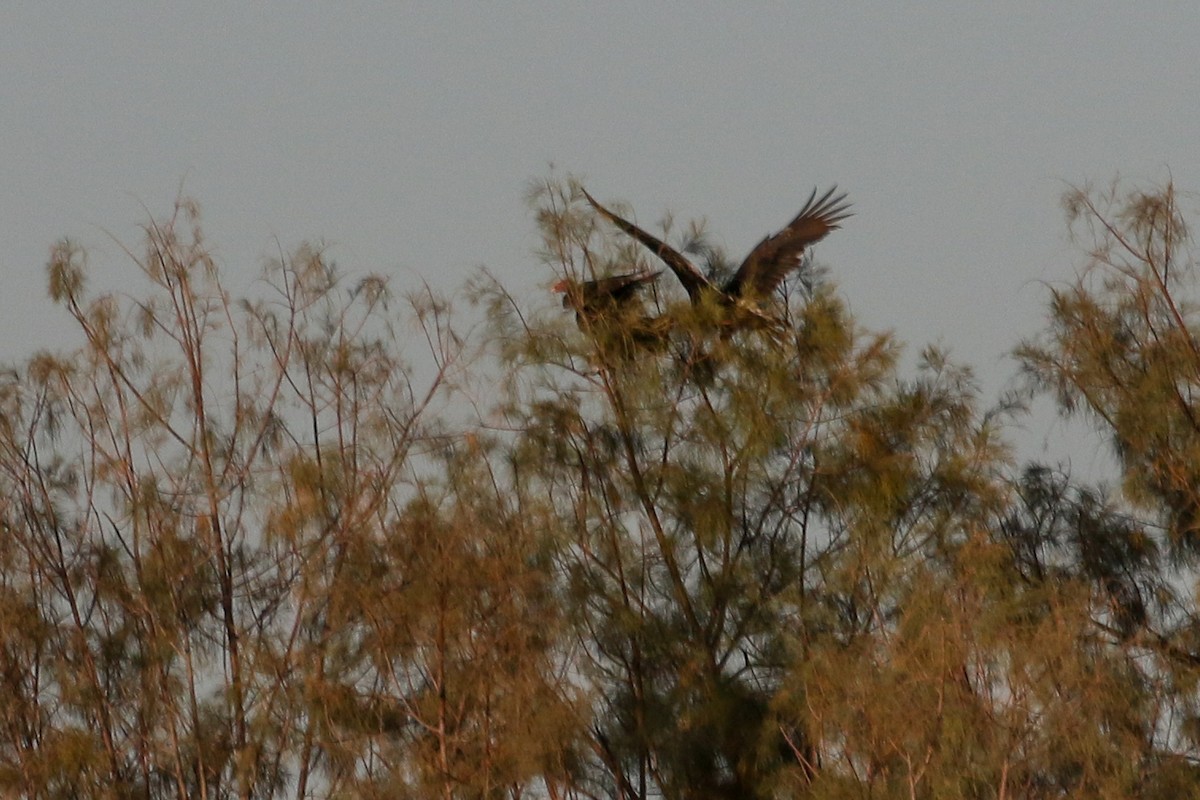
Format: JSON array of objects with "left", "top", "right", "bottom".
[
  {"left": 581, "top": 186, "right": 851, "bottom": 331},
  {"left": 552, "top": 270, "right": 661, "bottom": 328},
  {"left": 552, "top": 270, "right": 668, "bottom": 358}
]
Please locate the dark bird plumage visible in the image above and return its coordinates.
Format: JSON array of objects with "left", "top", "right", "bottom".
[
  {"left": 553, "top": 270, "right": 667, "bottom": 358},
  {"left": 582, "top": 187, "right": 851, "bottom": 328},
  {"left": 552, "top": 270, "right": 661, "bottom": 327}
]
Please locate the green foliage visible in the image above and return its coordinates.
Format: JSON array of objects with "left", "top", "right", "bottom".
[{"left": 2, "top": 178, "right": 1200, "bottom": 799}]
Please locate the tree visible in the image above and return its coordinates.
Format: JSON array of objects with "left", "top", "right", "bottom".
[
  {"left": 1016, "top": 180, "right": 1200, "bottom": 792},
  {"left": 484, "top": 178, "right": 1010, "bottom": 798},
  {"left": 0, "top": 199, "right": 570, "bottom": 799},
  {"left": 496, "top": 177, "right": 1200, "bottom": 798},
  {"left": 4, "top": 176, "right": 1200, "bottom": 799}
]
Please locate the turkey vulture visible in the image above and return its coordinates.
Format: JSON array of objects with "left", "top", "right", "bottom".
[
  {"left": 582, "top": 186, "right": 850, "bottom": 329},
  {"left": 552, "top": 270, "right": 661, "bottom": 328},
  {"left": 553, "top": 270, "right": 668, "bottom": 358}
]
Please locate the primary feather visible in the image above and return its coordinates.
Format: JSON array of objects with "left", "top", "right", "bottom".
[
  {"left": 583, "top": 186, "right": 850, "bottom": 319},
  {"left": 723, "top": 186, "right": 852, "bottom": 299},
  {"left": 581, "top": 189, "right": 712, "bottom": 303}
]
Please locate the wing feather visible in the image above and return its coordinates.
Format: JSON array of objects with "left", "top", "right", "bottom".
[
  {"left": 724, "top": 186, "right": 851, "bottom": 299},
  {"left": 554, "top": 270, "right": 660, "bottom": 317},
  {"left": 582, "top": 188, "right": 712, "bottom": 303},
  {"left": 585, "top": 271, "right": 661, "bottom": 305}
]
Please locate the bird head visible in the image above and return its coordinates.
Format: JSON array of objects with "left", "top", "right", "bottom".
[{"left": 551, "top": 278, "right": 577, "bottom": 308}]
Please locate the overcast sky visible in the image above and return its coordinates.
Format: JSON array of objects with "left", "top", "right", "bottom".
[{"left": 3, "top": 4, "right": 1196, "bottom": 466}]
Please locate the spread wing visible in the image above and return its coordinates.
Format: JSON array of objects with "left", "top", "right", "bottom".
[
  {"left": 582, "top": 188, "right": 712, "bottom": 304},
  {"left": 723, "top": 186, "right": 851, "bottom": 300}
]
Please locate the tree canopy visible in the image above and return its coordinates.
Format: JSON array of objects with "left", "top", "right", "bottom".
[{"left": 1, "top": 177, "right": 1199, "bottom": 798}]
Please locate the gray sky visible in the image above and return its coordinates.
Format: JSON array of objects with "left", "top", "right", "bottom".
[{"left": 3, "top": 5, "right": 1196, "bottom": 465}]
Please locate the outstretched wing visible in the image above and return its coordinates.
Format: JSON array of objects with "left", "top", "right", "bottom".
[
  {"left": 724, "top": 186, "right": 851, "bottom": 300},
  {"left": 582, "top": 188, "right": 712, "bottom": 304}
]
